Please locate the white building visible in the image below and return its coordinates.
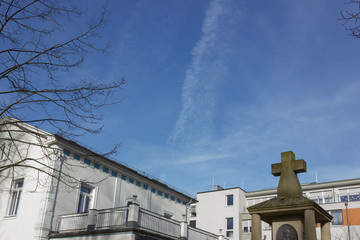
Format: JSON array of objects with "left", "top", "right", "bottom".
[
  {"left": 0, "top": 117, "right": 220, "bottom": 240},
  {"left": 192, "top": 179, "right": 360, "bottom": 240}
]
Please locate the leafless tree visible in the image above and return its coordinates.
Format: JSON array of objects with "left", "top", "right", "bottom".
[
  {"left": 340, "top": 0, "right": 360, "bottom": 38},
  {"left": 0, "top": 1, "right": 125, "bottom": 189}
]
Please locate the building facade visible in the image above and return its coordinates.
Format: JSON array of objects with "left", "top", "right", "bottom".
[
  {"left": 0, "top": 118, "right": 207, "bottom": 240},
  {"left": 192, "top": 179, "right": 360, "bottom": 240}
]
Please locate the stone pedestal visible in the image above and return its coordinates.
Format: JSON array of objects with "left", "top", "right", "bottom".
[{"left": 247, "top": 151, "right": 333, "bottom": 240}]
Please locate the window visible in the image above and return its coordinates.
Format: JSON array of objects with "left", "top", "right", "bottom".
[
  {"left": 136, "top": 181, "right": 141, "bottom": 187},
  {"left": 151, "top": 188, "right": 156, "bottom": 193},
  {"left": 171, "top": 196, "right": 175, "bottom": 201},
  {"left": 102, "top": 167, "right": 109, "bottom": 173},
  {"left": 190, "top": 220, "right": 196, "bottom": 228},
  {"left": 243, "top": 220, "right": 252, "bottom": 233},
  {"left": 111, "top": 171, "right": 118, "bottom": 177},
  {"left": 94, "top": 163, "right": 100, "bottom": 169},
  {"left": 121, "top": 175, "right": 127, "bottom": 180},
  {"left": 177, "top": 198, "right": 181, "bottom": 203},
  {"left": 226, "top": 194, "right": 234, "bottom": 206},
  {"left": 64, "top": 149, "right": 70, "bottom": 156},
  {"left": 143, "top": 184, "right": 148, "bottom": 190},
  {"left": 190, "top": 205, "right": 196, "bottom": 217},
  {"left": 324, "top": 196, "right": 333, "bottom": 203},
  {"left": 310, "top": 190, "right": 333, "bottom": 204},
  {"left": 77, "top": 184, "right": 93, "bottom": 213},
  {"left": 74, "top": 154, "right": 80, "bottom": 160},
  {"left": 84, "top": 158, "right": 91, "bottom": 165},
  {"left": 8, "top": 179, "right": 24, "bottom": 216},
  {"left": 330, "top": 210, "right": 343, "bottom": 225},
  {"left": 158, "top": 191, "right": 163, "bottom": 196},
  {"left": 164, "top": 193, "right": 169, "bottom": 198},
  {"left": 129, "top": 178, "right": 134, "bottom": 184},
  {"left": 226, "top": 218, "right": 234, "bottom": 237}
]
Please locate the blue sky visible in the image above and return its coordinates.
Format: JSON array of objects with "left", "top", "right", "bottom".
[{"left": 73, "top": 0, "right": 360, "bottom": 196}]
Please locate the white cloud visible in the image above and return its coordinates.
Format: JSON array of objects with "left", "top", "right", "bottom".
[{"left": 168, "top": 0, "right": 231, "bottom": 144}]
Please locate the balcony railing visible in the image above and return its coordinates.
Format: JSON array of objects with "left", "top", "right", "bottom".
[
  {"left": 55, "top": 204, "right": 225, "bottom": 240},
  {"left": 188, "top": 226, "right": 219, "bottom": 240},
  {"left": 56, "top": 207, "right": 127, "bottom": 232},
  {"left": 57, "top": 212, "right": 89, "bottom": 232},
  {"left": 139, "top": 208, "right": 181, "bottom": 237}
]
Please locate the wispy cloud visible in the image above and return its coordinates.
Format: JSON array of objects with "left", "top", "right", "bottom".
[{"left": 168, "top": 0, "right": 233, "bottom": 144}]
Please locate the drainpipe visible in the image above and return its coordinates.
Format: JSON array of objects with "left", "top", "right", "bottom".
[{"left": 49, "top": 154, "right": 65, "bottom": 233}]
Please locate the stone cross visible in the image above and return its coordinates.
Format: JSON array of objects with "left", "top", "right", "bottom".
[{"left": 271, "top": 151, "right": 307, "bottom": 197}]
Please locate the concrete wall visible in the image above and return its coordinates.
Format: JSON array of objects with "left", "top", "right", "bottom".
[{"left": 196, "top": 188, "right": 246, "bottom": 240}]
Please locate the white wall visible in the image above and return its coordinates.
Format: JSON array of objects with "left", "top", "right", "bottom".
[
  {"left": 0, "top": 122, "right": 190, "bottom": 240},
  {"left": 196, "top": 188, "right": 246, "bottom": 240},
  {"left": 0, "top": 125, "right": 56, "bottom": 240}
]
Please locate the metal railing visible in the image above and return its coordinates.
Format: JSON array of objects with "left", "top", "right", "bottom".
[
  {"left": 138, "top": 208, "right": 181, "bottom": 238},
  {"left": 188, "top": 226, "right": 219, "bottom": 240}
]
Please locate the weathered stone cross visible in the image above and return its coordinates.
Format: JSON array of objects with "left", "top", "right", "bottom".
[{"left": 271, "top": 151, "right": 307, "bottom": 197}]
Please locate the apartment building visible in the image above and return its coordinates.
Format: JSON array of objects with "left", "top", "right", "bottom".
[
  {"left": 192, "top": 179, "right": 360, "bottom": 240},
  {"left": 0, "top": 117, "right": 220, "bottom": 240}
]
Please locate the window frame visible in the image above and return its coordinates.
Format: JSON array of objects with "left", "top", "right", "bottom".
[
  {"left": 226, "top": 194, "right": 234, "bottom": 206},
  {"left": 226, "top": 217, "right": 234, "bottom": 238},
  {"left": 77, "top": 183, "right": 95, "bottom": 213},
  {"left": 330, "top": 210, "right": 343, "bottom": 225},
  {"left": 7, "top": 178, "right": 24, "bottom": 216}
]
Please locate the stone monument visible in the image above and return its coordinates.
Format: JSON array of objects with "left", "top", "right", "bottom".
[{"left": 247, "top": 151, "right": 333, "bottom": 240}]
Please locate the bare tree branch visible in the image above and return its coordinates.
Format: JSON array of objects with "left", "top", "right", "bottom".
[
  {"left": 340, "top": 0, "right": 360, "bottom": 38},
  {"left": 0, "top": 1, "right": 125, "bottom": 190}
]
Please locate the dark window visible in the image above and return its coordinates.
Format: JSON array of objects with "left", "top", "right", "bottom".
[
  {"left": 151, "top": 188, "right": 156, "bottom": 193},
  {"left": 74, "top": 154, "right": 80, "bottom": 160},
  {"left": 84, "top": 159, "right": 91, "bottom": 165},
  {"left": 136, "top": 181, "right": 141, "bottom": 187},
  {"left": 111, "top": 171, "right": 118, "bottom": 177},
  {"left": 227, "top": 194, "right": 234, "bottom": 206},
  {"left": 64, "top": 149, "right": 70, "bottom": 156},
  {"left": 164, "top": 193, "right": 169, "bottom": 198},
  {"left": 171, "top": 196, "right": 175, "bottom": 201},
  {"left": 121, "top": 175, "right": 127, "bottom": 180},
  {"left": 102, "top": 167, "right": 109, "bottom": 173},
  {"left": 94, "top": 163, "right": 100, "bottom": 169},
  {"left": 226, "top": 217, "right": 234, "bottom": 237},
  {"left": 158, "top": 191, "right": 163, "bottom": 196},
  {"left": 190, "top": 220, "right": 196, "bottom": 228},
  {"left": 143, "top": 184, "right": 148, "bottom": 190},
  {"left": 177, "top": 198, "right": 181, "bottom": 203},
  {"left": 129, "top": 178, "right": 134, "bottom": 184}
]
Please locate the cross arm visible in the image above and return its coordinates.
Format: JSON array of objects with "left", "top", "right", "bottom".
[
  {"left": 293, "top": 159, "right": 307, "bottom": 173},
  {"left": 271, "top": 163, "right": 281, "bottom": 176}
]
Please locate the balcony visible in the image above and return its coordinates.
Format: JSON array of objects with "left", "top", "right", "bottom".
[{"left": 51, "top": 204, "right": 223, "bottom": 240}]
